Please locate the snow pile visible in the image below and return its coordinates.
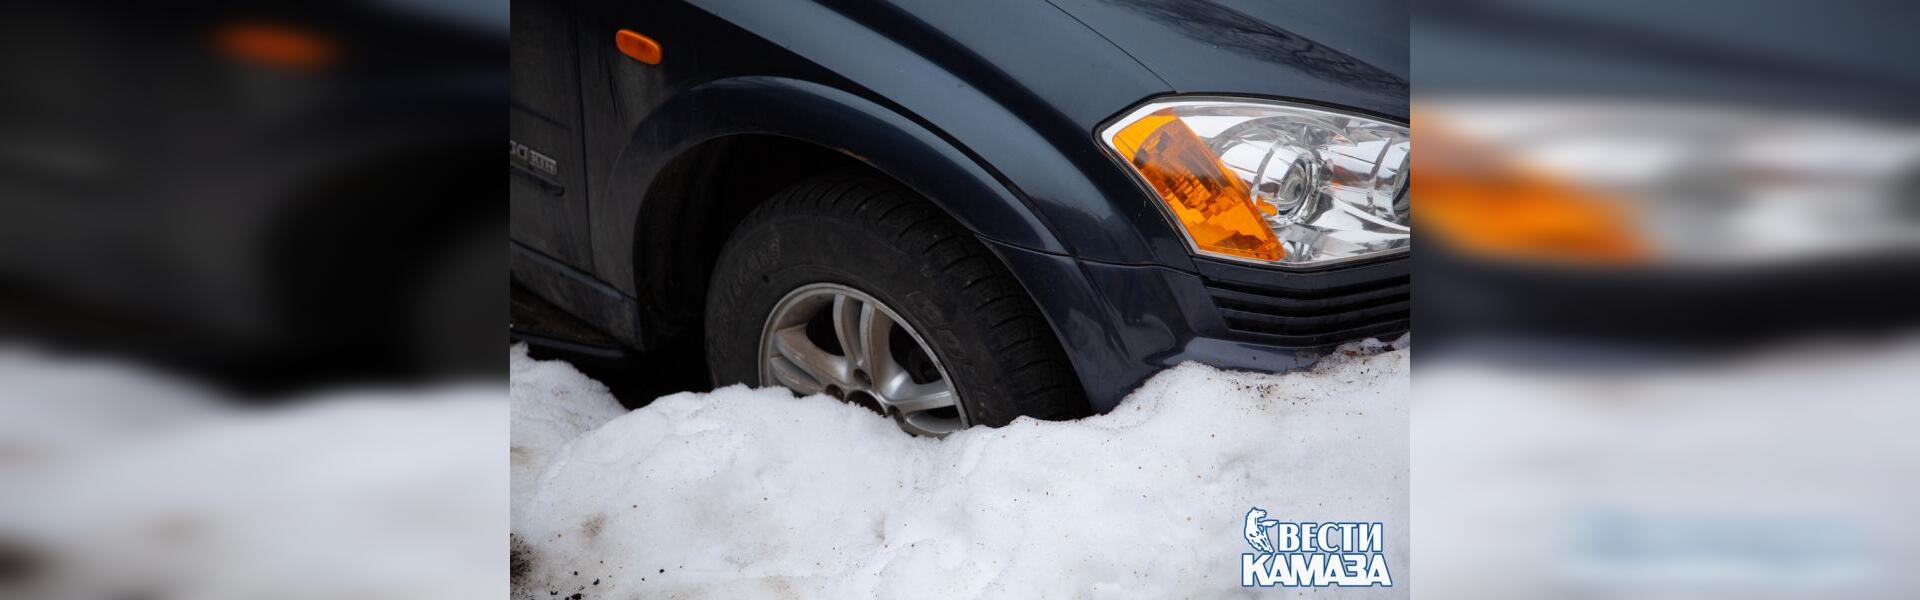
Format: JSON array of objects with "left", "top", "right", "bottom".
[
  {"left": 0, "top": 347, "right": 507, "bottom": 600},
  {"left": 511, "top": 340, "right": 1408, "bottom": 599},
  {"left": 511, "top": 344, "right": 628, "bottom": 524}
]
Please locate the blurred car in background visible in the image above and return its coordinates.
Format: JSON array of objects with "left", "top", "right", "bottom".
[
  {"left": 0, "top": 2, "right": 509, "bottom": 599},
  {"left": 0, "top": 1, "right": 506, "bottom": 391},
  {"left": 1416, "top": 0, "right": 1920, "bottom": 357},
  {"left": 509, "top": 0, "right": 1410, "bottom": 435},
  {"left": 1412, "top": 2, "right": 1920, "bottom": 598}
]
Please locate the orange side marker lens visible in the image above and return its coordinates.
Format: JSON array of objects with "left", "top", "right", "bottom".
[{"left": 615, "top": 30, "right": 662, "bottom": 65}]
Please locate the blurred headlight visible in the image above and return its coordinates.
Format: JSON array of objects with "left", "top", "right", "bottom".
[
  {"left": 1418, "top": 99, "right": 1920, "bottom": 266},
  {"left": 1100, "top": 98, "right": 1411, "bottom": 268}
]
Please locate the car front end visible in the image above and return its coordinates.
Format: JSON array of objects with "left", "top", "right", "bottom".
[{"left": 994, "top": 1, "right": 1412, "bottom": 410}]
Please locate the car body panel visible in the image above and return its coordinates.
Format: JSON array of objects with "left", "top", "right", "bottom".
[{"left": 1045, "top": 0, "right": 1408, "bottom": 122}]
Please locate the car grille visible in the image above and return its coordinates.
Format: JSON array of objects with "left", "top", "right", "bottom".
[{"left": 1205, "top": 274, "right": 1409, "bottom": 346}]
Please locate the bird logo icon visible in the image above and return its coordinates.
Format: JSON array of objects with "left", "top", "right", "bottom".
[{"left": 1243, "top": 507, "right": 1282, "bottom": 554}]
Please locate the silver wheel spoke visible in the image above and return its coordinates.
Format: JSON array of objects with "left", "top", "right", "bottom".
[
  {"left": 900, "top": 411, "right": 964, "bottom": 438},
  {"left": 886, "top": 383, "right": 956, "bottom": 414},
  {"left": 767, "top": 357, "right": 823, "bottom": 394},
  {"left": 772, "top": 324, "right": 850, "bottom": 389},
  {"left": 877, "top": 369, "right": 914, "bottom": 399},
  {"left": 878, "top": 370, "right": 955, "bottom": 414},
  {"left": 858, "top": 304, "right": 894, "bottom": 382},
  {"left": 831, "top": 296, "right": 867, "bottom": 373}
]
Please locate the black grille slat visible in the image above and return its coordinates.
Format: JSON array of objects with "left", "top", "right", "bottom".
[
  {"left": 1203, "top": 275, "right": 1409, "bottom": 345},
  {"left": 1209, "top": 284, "right": 1408, "bottom": 318},
  {"left": 1204, "top": 274, "right": 1408, "bottom": 301},
  {"left": 1218, "top": 303, "right": 1408, "bottom": 331},
  {"left": 1221, "top": 316, "right": 1410, "bottom": 346}
]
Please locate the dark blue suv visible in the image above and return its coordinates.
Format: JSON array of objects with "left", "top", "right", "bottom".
[{"left": 509, "top": 0, "right": 1409, "bottom": 434}]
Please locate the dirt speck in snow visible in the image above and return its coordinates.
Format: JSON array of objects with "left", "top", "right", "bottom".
[
  {"left": 509, "top": 535, "right": 533, "bottom": 581},
  {"left": 579, "top": 514, "right": 605, "bottom": 540}
]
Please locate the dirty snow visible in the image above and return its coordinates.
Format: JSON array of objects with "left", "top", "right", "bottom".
[
  {"left": 511, "top": 346, "right": 630, "bottom": 525},
  {"left": 510, "top": 340, "right": 1409, "bottom": 599}
]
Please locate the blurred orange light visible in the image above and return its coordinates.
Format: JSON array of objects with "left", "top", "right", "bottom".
[
  {"left": 1415, "top": 113, "right": 1649, "bottom": 265},
  {"left": 211, "top": 21, "right": 339, "bottom": 71},
  {"left": 1112, "top": 110, "right": 1285, "bottom": 262}
]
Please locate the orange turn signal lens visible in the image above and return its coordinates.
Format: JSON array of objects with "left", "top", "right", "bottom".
[
  {"left": 1414, "top": 115, "right": 1648, "bottom": 265},
  {"left": 614, "top": 29, "right": 662, "bottom": 65},
  {"left": 1110, "top": 109, "right": 1286, "bottom": 262}
]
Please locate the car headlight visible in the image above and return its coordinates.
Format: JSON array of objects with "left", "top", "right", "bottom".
[{"left": 1099, "top": 97, "right": 1411, "bottom": 268}]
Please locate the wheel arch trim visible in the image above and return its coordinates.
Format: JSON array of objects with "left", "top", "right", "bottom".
[{"left": 590, "top": 75, "right": 1071, "bottom": 297}]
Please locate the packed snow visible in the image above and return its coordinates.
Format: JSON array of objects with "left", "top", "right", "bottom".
[{"left": 510, "top": 340, "right": 1409, "bottom": 599}]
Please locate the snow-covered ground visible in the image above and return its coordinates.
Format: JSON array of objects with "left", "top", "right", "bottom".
[
  {"left": 0, "top": 346, "right": 507, "bottom": 600},
  {"left": 1415, "top": 338, "right": 1920, "bottom": 599},
  {"left": 510, "top": 340, "right": 1410, "bottom": 599}
]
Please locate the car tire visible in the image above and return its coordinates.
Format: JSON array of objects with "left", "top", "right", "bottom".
[{"left": 706, "top": 175, "right": 1088, "bottom": 431}]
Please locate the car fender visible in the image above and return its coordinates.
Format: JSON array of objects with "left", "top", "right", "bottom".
[{"left": 590, "top": 75, "right": 1072, "bottom": 295}]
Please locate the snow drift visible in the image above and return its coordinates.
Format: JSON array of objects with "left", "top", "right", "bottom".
[{"left": 511, "top": 340, "right": 1409, "bottom": 599}]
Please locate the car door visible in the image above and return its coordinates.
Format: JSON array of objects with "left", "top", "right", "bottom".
[{"left": 509, "top": 0, "right": 594, "bottom": 268}]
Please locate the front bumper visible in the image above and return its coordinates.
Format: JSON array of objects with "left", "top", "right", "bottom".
[{"left": 984, "top": 238, "right": 1408, "bottom": 413}]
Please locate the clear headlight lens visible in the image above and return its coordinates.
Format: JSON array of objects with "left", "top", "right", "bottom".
[{"left": 1100, "top": 98, "right": 1411, "bottom": 267}]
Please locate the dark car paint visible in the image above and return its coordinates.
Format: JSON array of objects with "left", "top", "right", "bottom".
[
  {"left": 1046, "top": 0, "right": 1407, "bottom": 120},
  {"left": 511, "top": 0, "right": 1408, "bottom": 411}
]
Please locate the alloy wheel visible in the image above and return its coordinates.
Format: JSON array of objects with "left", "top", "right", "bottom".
[{"left": 758, "top": 283, "right": 966, "bottom": 436}]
